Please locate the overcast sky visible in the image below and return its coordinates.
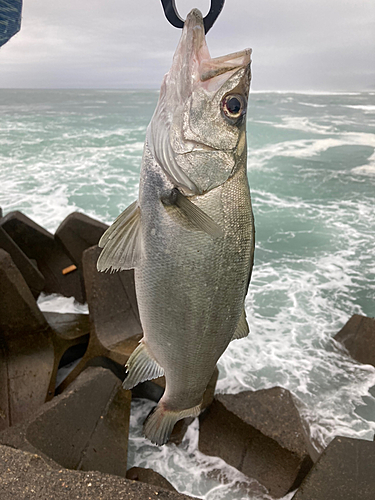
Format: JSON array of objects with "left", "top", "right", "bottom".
[{"left": 0, "top": 0, "right": 374, "bottom": 91}]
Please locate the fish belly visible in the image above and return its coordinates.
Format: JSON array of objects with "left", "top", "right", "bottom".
[{"left": 135, "top": 155, "right": 254, "bottom": 412}]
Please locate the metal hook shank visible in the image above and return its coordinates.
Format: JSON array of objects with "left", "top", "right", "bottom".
[{"left": 160, "top": 0, "right": 225, "bottom": 34}]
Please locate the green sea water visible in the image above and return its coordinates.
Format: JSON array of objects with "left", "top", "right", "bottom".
[{"left": 1, "top": 89, "right": 375, "bottom": 499}]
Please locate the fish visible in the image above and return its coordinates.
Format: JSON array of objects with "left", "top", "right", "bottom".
[{"left": 97, "top": 8, "right": 255, "bottom": 446}]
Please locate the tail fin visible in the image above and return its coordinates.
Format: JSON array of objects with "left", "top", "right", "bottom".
[{"left": 143, "top": 402, "right": 201, "bottom": 446}]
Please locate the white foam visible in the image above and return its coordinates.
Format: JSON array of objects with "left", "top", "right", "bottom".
[
  {"left": 351, "top": 151, "right": 375, "bottom": 176},
  {"left": 37, "top": 293, "right": 89, "bottom": 314},
  {"left": 274, "top": 117, "right": 335, "bottom": 134},
  {"left": 128, "top": 399, "right": 273, "bottom": 500},
  {"left": 343, "top": 105, "right": 375, "bottom": 112},
  {"left": 299, "top": 102, "right": 327, "bottom": 108},
  {"left": 351, "top": 164, "right": 375, "bottom": 176},
  {"left": 248, "top": 132, "right": 375, "bottom": 168}
]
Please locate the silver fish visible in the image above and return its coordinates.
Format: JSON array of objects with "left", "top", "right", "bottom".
[{"left": 97, "top": 8, "right": 254, "bottom": 445}]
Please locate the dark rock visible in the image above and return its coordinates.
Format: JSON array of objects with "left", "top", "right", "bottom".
[
  {"left": 126, "top": 467, "right": 177, "bottom": 492},
  {"left": 0, "top": 211, "right": 85, "bottom": 302},
  {"left": 292, "top": 436, "right": 375, "bottom": 499},
  {"left": 55, "top": 212, "right": 108, "bottom": 268},
  {"left": 0, "top": 249, "right": 54, "bottom": 431},
  {"left": 56, "top": 245, "right": 142, "bottom": 393},
  {"left": 0, "top": 367, "right": 131, "bottom": 478},
  {"left": 199, "top": 387, "right": 319, "bottom": 498},
  {"left": 0, "top": 444, "right": 193, "bottom": 499},
  {"left": 0, "top": 226, "right": 45, "bottom": 298},
  {"left": 334, "top": 314, "right": 375, "bottom": 366}
]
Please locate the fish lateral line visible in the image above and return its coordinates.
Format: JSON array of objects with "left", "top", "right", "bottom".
[{"left": 160, "top": 187, "right": 224, "bottom": 238}]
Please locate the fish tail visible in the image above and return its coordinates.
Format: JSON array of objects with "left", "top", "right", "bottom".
[{"left": 143, "top": 401, "right": 201, "bottom": 446}]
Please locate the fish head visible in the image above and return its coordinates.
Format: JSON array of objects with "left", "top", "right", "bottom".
[{"left": 148, "top": 9, "right": 252, "bottom": 195}]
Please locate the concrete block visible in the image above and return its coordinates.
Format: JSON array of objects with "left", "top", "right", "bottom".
[
  {"left": 292, "top": 436, "right": 375, "bottom": 499},
  {"left": 0, "top": 367, "right": 131, "bottom": 478},
  {"left": 55, "top": 212, "right": 108, "bottom": 267},
  {"left": 0, "top": 226, "right": 45, "bottom": 298},
  {"left": 57, "top": 245, "right": 142, "bottom": 393},
  {"left": 43, "top": 312, "right": 90, "bottom": 400},
  {"left": 334, "top": 314, "right": 375, "bottom": 366},
  {"left": 0, "top": 444, "right": 194, "bottom": 499},
  {"left": 1, "top": 211, "right": 84, "bottom": 302},
  {"left": 199, "top": 387, "right": 319, "bottom": 498},
  {"left": 0, "top": 249, "right": 54, "bottom": 431}
]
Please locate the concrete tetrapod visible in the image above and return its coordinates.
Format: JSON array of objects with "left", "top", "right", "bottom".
[
  {"left": 0, "top": 226, "right": 45, "bottom": 299},
  {"left": 55, "top": 211, "right": 108, "bottom": 269},
  {"left": 199, "top": 387, "right": 320, "bottom": 498},
  {"left": 0, "top": 249, "right": 92, "bottom": 428},
  {"left": 0, "top": 367, "right": 131, "bottom": 477},
  {"left": 292, "top": 436, "right": 375, "bottom": 499},
  {"left": 56, "top": 245, "right": 142, "bottom": 393},
  {"left": 0, "top": 249, "right": 54, "bottom": 431},
  {"left": 0, "top": 211, "right": 84, "bottom": 302},
  {"left": 334, "top": 314, "right": 375, "bottom": 367}
]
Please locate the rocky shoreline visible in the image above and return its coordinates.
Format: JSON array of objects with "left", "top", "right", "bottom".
[{"left": 0, "top": 207, "right": 374, "bottom": 499}]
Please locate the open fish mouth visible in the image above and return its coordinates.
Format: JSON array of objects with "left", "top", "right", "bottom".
[{"left": 171, "top": 8, "right": 251, "bottom": 96}]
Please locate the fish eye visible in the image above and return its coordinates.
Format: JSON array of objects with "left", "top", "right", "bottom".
[{"left": 221, "top": 94, "right": 246, "bottom": 123}]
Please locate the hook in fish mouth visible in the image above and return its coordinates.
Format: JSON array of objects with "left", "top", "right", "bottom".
[{"left": 160, "top": 0, "right": 225, "bottom": 33}]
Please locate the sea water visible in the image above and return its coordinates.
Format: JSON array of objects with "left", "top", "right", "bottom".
[{"left": 1, "top": 89, "right": 375, "bottom": 499}]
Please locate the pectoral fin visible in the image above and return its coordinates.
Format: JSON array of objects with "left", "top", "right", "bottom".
[
  {"left": 97, "top": 200, "right": 142, "bottom": 272},
  {"left": 161, "top": 188, "right": 223, "bottom": 238},
  {"left": 231, "top": 309, "right": 249, "bottom": 341}
]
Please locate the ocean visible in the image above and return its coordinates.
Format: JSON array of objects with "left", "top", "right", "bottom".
[{"left": 1, "top": 89, "right": 375, "bottom": 499}]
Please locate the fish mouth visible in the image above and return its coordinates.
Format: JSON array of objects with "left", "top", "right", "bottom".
[{"left": 173, "top": 9, "right": 251, "bottom": 95}]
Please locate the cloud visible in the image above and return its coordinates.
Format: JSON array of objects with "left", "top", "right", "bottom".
[{"left": 0, "top": 0, "right": 374, "bottom": 90}]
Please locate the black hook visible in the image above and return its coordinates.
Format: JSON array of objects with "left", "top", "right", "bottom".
[{"left": 160, "top": 0, "right": 225, "bottom": 34}]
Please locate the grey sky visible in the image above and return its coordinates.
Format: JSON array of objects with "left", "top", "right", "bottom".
[{"left": 0, "top": 0, "right": 374, "bottom": 91}]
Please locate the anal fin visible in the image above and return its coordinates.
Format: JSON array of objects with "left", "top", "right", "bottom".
[
  {"left": 97, "top": 200, "right": 142, "bottom": 272},
  {"left": 123, "top": 340, "right": 164, "bottom": 390},
  {"left": 231, "top": 309, "right": 249, "bottom": 341}
]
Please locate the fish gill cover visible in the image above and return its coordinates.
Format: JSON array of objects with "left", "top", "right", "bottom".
[{"left": 0, "top": 0, "right": 22, "bottom": 48}]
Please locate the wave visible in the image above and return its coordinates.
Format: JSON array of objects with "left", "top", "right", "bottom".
[
  {"left": 299, "top": 102, "right": 327, "bottom": 108},
  {"left": 342, "top": 105, "right": 375, "bottom": 112}
]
